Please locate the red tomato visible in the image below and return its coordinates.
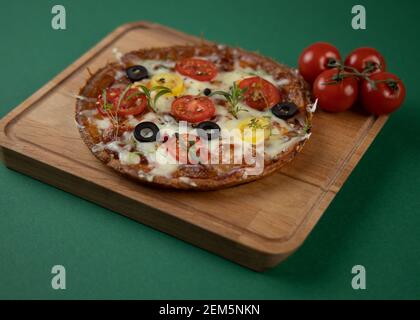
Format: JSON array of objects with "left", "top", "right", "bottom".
[
  {"left": 360, "top": 72, "right": 406, "bottom": 115},
  {"left": 344, "top": 47, "right": 386, "bottom": 74},
  {"left": 175, "top": 58, "right": 218, "bottom": 81},
  {"left": 313, "top": 68, "right": 359, "bottom": 112},
  {"left": 97, "top": 87, "right": 147, "bottom": 116},
  {"left": 238, "top": 77, "right": 281, "bottom": 110},
  {"left": 165, "top": 134, "right": 209, "bottom": 164},
  {"left": 298, "top": 42, "right": 341, "bottom": 84},
  {"left": 171, "top": 95, "right": 216, "bottom": 123}
]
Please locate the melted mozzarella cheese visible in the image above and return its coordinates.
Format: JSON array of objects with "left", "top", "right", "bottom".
[
  {"left": 179, "top": 177, "right": 198, "bottom": 187},
  {"left": 183, "top": 77, "right": 211, "bottom": 95},
  {"left": 154, "top": 95, "right": 173, "bottom": 113},
  {"left": 127, "top": 115, "right": 141, "bottom": 127},
  {"left": 140, "top": 111, "right": 160, "bottom": 123},
  {"left": 94, "top": 56, "right": 310, "bottom": 180},
  {"left": 95, "top": 118, "right": 112, "bottom": 130},
  {"left": 105, "top": 141, "right": 130, "bottom": 153},
  {"left": 119, "top": 151, "right": 141, "bottom": 165},
  {"left": 149, "top": 164, "right": 178, "bottom": 177},
  {"left": 135, "top": 141, "right": 157, "bottom": 163}
]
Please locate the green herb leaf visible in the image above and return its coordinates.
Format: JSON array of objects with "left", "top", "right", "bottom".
[
  {"left": 101, "top": 89, "right": 116, "bottom": 112},
  {"left": 126, "top": 91, "right": 143, "bottom": 101},
  {"left": 151, "top": 86, "right": 171, "bottom": 92},
  {"left": 210, "top": 91, "right": 231, "bottom": 100},
  {"left": 209, "top": 82, "right": 248, "bottom": 118},
  {"left": 138, "top": 85, "right": 151, "bottom": 99},
  {"left": 137, "top": 85, "right": 171, "bottom": 113},
  {"left": 303, "top": 117, "right": 312, "bottom": 133},
  {"left": 247, "top": 117, "right": 269, "bottom": 130},
  {"left": 116, "top": 85, "right": 132, "bottom": 111},
  {"left": 153, "top": 88, "right": 172, "bottom": 108}
]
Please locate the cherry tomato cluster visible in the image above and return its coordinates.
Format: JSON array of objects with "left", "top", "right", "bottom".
[{"left": 298, "top": 42, "right": 406, "bottom": 115}]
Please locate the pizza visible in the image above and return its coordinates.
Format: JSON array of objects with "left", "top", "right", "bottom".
[{"left": 75, "top": 44, "right": 314, "bottom": 190}]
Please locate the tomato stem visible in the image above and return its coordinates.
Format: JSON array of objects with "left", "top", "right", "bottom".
[
  {"left": 323, "top": 61, "right": 391, "bottom": 92},
  {"left": 373, "top": 78, "right": 400, "bottom": 91},
  {"left": 322, "top": 69, "right": 358, "bottom": 85}
]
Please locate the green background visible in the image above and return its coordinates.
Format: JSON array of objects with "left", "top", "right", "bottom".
[{"left": 0, "top": 0, "right": 419, "bottom": 299}]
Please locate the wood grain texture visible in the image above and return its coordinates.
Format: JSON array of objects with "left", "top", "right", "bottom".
[{"left": 0, "top": 21, "right": 388, "bottom": 271}]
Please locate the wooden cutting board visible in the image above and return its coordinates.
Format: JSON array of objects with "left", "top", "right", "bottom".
[{"left": 0, "top": 21, "right": 388, "bottom": 271}]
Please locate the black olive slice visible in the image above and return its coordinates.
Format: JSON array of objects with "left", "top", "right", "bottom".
[
  {"left": 126, "top": 65, "right": 149, "bottom": 82},
  {"left": 196, "top": 121, "right": 221, "bottom": 140},
  {"left": 271, "top": 102, "right": 299, "bottom": 120},
  {"left": 203, "top": 88, "right": 212, "bottom": 96},
  {"left": 134, "top": 122, "right": 160, "bottom": 143}
]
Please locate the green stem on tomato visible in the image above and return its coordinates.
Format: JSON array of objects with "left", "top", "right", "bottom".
[
  {"left": 323, "top": 61, "right": 389, "bottom": 92},
  {"left": 371, "top": 78, "right": 400, "bottom": 91}
]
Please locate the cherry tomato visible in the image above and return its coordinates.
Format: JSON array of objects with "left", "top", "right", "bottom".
[
  {"left": 313, "top": 68, "right": 359, "bottom": 113},
  {"left": 238, "top": 77, "right": 281, "bottom": 110},
  {"left": 175, "top": 58, "right": 218, "bottom": 81},
  {"left": 344, "top": 47, "right": 386, "bottom": 74},
  {"left": 298, "top": 42, "right": 341, "bottom": 84},
  {"left": 97, "top": 87, "right": 147, "bottom": 116},
  {"left": 360, "top": 72, "right": 406, "bottom": 115},
  {"left": 171, "top": 95, "right": 216, "bottom": 123},
  {"left": 165, "top": 134, "right": 209, "bottom": 164}
]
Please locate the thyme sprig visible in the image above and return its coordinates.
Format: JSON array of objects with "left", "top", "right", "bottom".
[
  {"left": 210, "top": 82, "right": 248, "bottom": 119},
  {"left": 101, "top": 88, "right": 120, "bottom": 138},
  {"left": 247, "top": 117, "right": 271, "bottom": 130}
]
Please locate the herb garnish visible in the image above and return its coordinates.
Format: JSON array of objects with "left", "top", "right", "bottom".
[
  {"left": 247, "top": 117, "right": 271, "bottom": 130},
  {"left": 137, "top": 85, "right": 172, "bottom": 112},
  {"left": 303, "top": 119, "right": 311, "bottom": 134},
  {"left": 210, "top": 82, "right": 248, "bottom": 118},
  {"left": 116, "top": 85, "right": 131, "bottom": 111},
  {"left": 101, "top": 88, "right": 114, "bottom": 112},
  {"left": 101, "top": 88, "right": 120, "bottom": 137}
]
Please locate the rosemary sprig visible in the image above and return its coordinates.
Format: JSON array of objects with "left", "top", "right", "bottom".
[
  {"left": 210, "top": 82, "right": 248, "bottom": 119},
  {"left": 137, "top": 85, "right": 172, "bottom": 112}
]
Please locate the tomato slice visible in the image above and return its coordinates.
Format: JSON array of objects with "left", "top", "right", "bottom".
[
  {"left": 165, "top": 134, "right": 209, "bottom": 164},
  {"left": 239, "top": 117, "right": 272, "bottom": 144},
  {"left": 238, "top": 77, "right": 282, "bottom": 110},
  {"left": 175, "top": 58, "right": 218, "bottom": 81},
  {"left": 171, "top": 95, "right": 216, "bottom": 123},
  {"left": 97, "top": 87, "right": 147, "bottom": 116},
  {"left": 150, "top": 73, "right": 184, "bottom": 96}
]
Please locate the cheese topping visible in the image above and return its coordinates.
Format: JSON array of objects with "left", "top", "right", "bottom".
[
  {"left": 87, "top": 55, "right": 310, "bottom": 181},
  {"left": 95, "top": 118, "right": 112, "bottom": 130}
]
